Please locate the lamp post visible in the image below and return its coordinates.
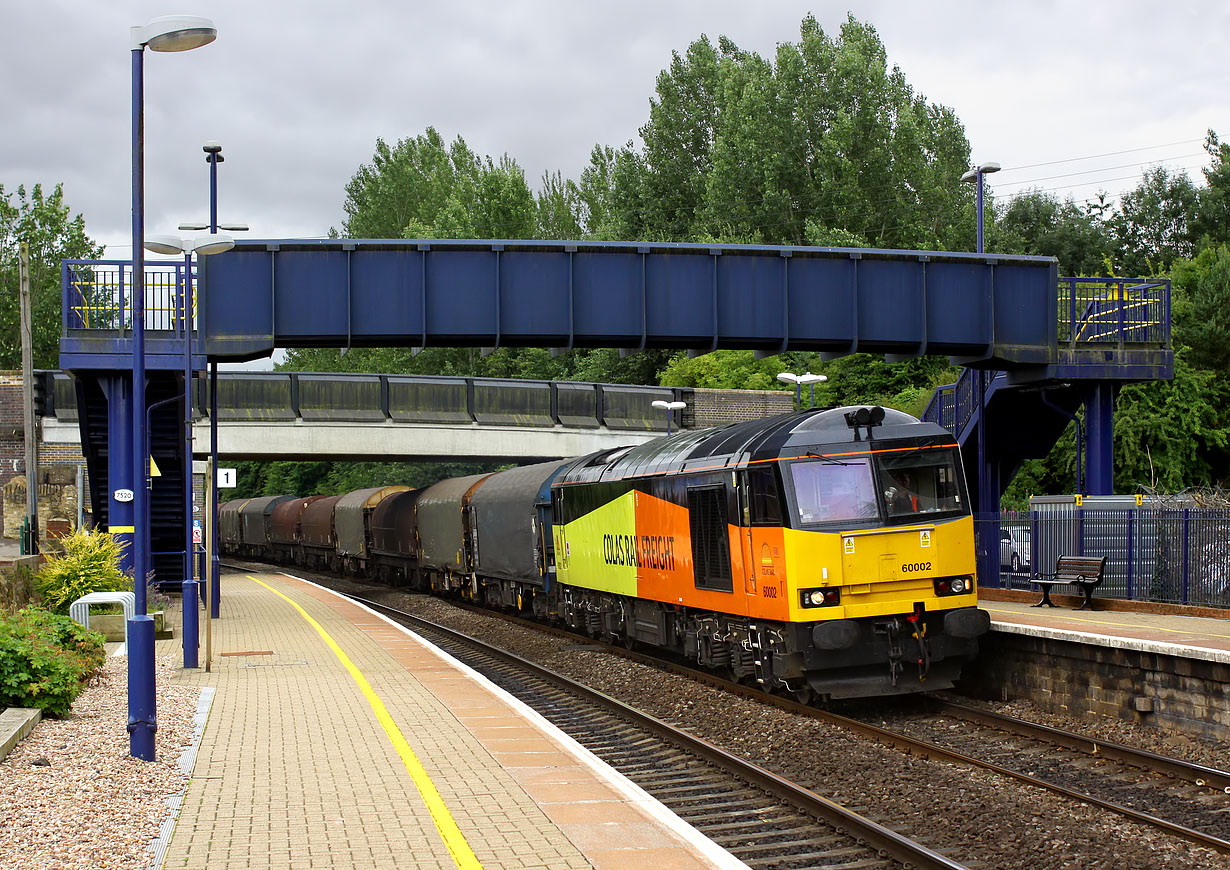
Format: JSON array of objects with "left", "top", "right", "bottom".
[
  {"left": 179, "top": 141, "right": 246, "bottom": 620},
  {"left": 651, "top": 400, "right": 686, "bottom": 435},
  {"left": 960, "top": 161, "right": 1000, "bottom": 254},
  {"left": 777, "top": 371, "right": 827, "bottom": 410},
  {"left": 144, "top": 233, "right": 234, "bottom": 670},
  {"left": 129, "top": 14, "right": 216, "bottom": 762},
  {"left": 960, "top": 160, "right": 1001, "bottom": 589}
]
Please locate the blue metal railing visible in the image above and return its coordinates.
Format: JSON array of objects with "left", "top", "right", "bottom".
[
  {"left": 1059, "top": 277, "right": 1170, "bottom": 347},
  {"left": 923, "top": 369, "right": 1003, "bottom": 439},
  {"left": 923, "top": 277, "right": 1172, "bottom": 435},
  {"left": 62, "top": 259, "right": 195, "bottom": 336}
]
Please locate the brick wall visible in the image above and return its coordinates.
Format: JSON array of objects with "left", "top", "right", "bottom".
[
  {"left": 0, "top": 373, "right": 91, "bottom": 539},
  {"left": 0, "top": 372, "right": 25, "bottom": 494},
  {"left": 959, "top": 630, "right": 1230, "bottom": 741},
  {"left": 688, "top": 388, "right": 795, "bottom": 428}
]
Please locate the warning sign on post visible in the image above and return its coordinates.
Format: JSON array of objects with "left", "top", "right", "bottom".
[{"left": 193, "top": 519, "right": 202, "bottom": 544}]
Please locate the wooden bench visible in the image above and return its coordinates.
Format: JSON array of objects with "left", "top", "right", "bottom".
[{"left": 1031, "top": 555, "right": 1106, "bottom": 610}]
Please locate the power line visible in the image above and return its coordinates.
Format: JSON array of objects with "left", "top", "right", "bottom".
[{"left": 996, "top": 139, "right": 1206, "bottom": 173}]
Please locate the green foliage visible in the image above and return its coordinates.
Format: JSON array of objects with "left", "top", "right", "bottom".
[
  {"left": 33, "top": 529, "right": 131, "bottom": 615},
  {"left": 1172, "top": 244, "right": 1230, "bottom": 375},
  {"left": 339, "top": 128, "right": 536, "bottom": 239},
  {"left": 235, "top": 460, "right": 502, "bottom": 499},
  {"left": 0, "top": 607, "right": 105, "bottom": 718},
  {"left": 994, "top": 190, "right": 1112, "bottom": 276},
  {"left": 1109, "top": 166, "right": 1199, "bottom": 276},
  {"left": 1114, "top": 353, "right": 1230, "bottom": 489},
  {"left": 615, "top": 15, "right": 974, "bottom": 249},
  {"left": 0, "top": 183, "right": 103, "bottom": 369}
]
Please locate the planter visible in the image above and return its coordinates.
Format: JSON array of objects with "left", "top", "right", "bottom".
[{"left": 89, "top": 611, "right": 171, "bottom": 642}]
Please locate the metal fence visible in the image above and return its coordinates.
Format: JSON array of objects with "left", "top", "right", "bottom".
[
  {"left": 62, "top": 260, "right": 194, "bottom": 335},
  {"left": 981, "top": 505, "right": 1230, "bottom": 607},
  {"left": 1058, "top": 278, "right": 1170, "bottom": 347},
  {"left": 923, "top": 277, "right": 1172, "bottom": 437}
]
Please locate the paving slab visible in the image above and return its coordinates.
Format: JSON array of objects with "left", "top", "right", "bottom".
[{"left": 159, "top": 572, "right": 746, "bottom": 870}]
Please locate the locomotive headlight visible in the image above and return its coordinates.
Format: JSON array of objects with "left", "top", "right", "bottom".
[
  {"left": 934, "top": 576, "right": 973, "bottom": 596},
  {"left": 801, "top": 588, "right": 840, "bottom": 607}
]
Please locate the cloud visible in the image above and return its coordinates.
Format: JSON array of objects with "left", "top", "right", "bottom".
[{"left": 3, "top": 0, "right": 1226, "bottom": 254}]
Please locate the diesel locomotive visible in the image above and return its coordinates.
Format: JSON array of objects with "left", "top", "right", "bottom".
[{"left": 220, "top": 405, "right": 990, "bottom": 700}]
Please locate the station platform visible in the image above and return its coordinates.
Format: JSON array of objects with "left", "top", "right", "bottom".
[
  {"left": 979, "top": 591, "right": 1230, "bottom": 664},
  {"left": 159, "top": 573, "right": 747, "bottom": 870}
]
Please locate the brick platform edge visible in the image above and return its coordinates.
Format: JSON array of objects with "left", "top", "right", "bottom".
[{"left": 0, "top": 708, "right": 41, "bottom": 762}]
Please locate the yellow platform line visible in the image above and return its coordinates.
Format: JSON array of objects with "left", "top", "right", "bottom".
[{"left": 249, "top": 575, "right": 482, "bottom": 870}]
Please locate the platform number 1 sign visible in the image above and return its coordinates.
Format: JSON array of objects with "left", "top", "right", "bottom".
[{"left": 217, "top": 468, "right": 237, "bottom": 489}]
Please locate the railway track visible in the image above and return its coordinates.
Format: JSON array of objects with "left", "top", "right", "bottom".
[
  {"left": 227, "top": 562, "right": 1230, "bottom": 865},
  {"left": 412, "top": 587, "right": 1230, "bottom": 857},
  {"left": 347, "top": 592, "right": 968, "bottom": 870}
]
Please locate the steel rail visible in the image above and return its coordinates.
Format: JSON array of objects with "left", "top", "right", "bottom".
[
  {"left": 426, "top": 594, "right": 1230, "bottom": 857},
  {"left": 226, "top": 562, "right": 1230, "bottom": 858},
  {"left": 346, "top": 593, "right": 970, "bottom": 870},
  {"left": 931, "top": 697, "right": 1230, "bottom": 793}
]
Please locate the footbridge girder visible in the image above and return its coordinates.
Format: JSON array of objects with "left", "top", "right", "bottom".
[{"left": 59, "top": 241, "right": 1173, "bottom": 589}]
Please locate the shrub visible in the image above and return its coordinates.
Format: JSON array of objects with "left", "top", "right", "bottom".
[
  {"left": 0, "top": 608, "right": 106, "bottom": 717},
  {"left": 34, "top": 529, "right": 131, "bottom": 615}
]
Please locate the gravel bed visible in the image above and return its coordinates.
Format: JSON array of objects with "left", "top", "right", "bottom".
[
  {"left": 942, "top": 692, "right": 1230, "bottom": 773},
  {"left": 336, "top": 579, "right": 1226, "bottom": 870},
  {"left": 0, "top": 656, "right": 202, "bottom": 870}
]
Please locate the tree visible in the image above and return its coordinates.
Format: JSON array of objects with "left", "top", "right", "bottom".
[
  {"left": 1109, "top": 166, "right": 1199, "bottom": 276},
  {"left": 0, "top": 184, "right": 102, "bottom": 369},
  {"left": 339, "top": 128, "right": 536, "bottom": 240},
  {"left": 616, "top": 15, "right": 974, "bottom": 250},
  {"left": 994, "top": 189, "right": 1112, "bottom": 276},
  {"left": 1192, "top": 129, "right": 1230, "bottom": 246},
  {"left": 1171, "top": 244, "right": 1230, "bottom": 375}
]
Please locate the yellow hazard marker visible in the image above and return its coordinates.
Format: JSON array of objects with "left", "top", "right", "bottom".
[
  {"left": 149, "top": 456, "right": 161, "bottom": 477},
  {"left": 249, "top": 576, "right": 483, "bottom": 870}
]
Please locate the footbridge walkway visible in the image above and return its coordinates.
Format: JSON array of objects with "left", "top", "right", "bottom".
[{"left": 59, "top": 239, "right": 1172, "bottom": 587}]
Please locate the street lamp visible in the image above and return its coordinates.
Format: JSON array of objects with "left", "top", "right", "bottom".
[
  {"left": 143, "top": 233, "right": 234, "bottom": 671},
  {"left": 777, "top": 371, "right": 827, "bottom": 410},
  {"left": 960, "top": 161, "right": 1000, "bottom": 254},
  {"left": 181, "top": 142, "right": 249, "bottom": 620},
  {"left": 651, "top": 400, "right": 686, "bottom": 435},
  {"left": 129, "top": 13, "right": 216, "bottom": 762},
  {"left": 960, "top": 160, "right": 1002, "bottom": 590}
]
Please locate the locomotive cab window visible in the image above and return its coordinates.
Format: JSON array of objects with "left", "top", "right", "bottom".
[
  {"left": 878, "top": 447, "right": 965, "bottom": 522},
  {"left": 787, "top": 458, "right": 878, "bottom": 526},
  {"left": 747, "top": 466, "right": 782, "bottom": 525}
]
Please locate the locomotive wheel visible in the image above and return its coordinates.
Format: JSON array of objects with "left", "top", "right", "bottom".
[{"left": 793, "top": 685, "right": 816, "bottom": 705}]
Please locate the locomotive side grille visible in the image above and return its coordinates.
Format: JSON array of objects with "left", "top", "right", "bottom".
[{"left": 688, "top": 485, "right": 732, "bottom": 592}]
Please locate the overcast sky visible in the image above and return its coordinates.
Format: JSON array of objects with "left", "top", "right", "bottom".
[{"left": 3, "top": 1, "right": 1224, "bottom": 260}]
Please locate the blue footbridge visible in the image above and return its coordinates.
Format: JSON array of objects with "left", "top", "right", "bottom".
[{"left": 60, "top": 239, "right": 1172, "bottom": 587}]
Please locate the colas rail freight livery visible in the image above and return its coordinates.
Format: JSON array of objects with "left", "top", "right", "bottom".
[{"left": 220, "top": 405, "right": 991, "bottom": 701}]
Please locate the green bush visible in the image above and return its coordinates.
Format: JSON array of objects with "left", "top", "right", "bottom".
[
  {"left": 0, "top": 608, "right": 106, "bottom": 717},
  {"left": 34, "top": 529, "right": 131, "bottom": 615}
]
